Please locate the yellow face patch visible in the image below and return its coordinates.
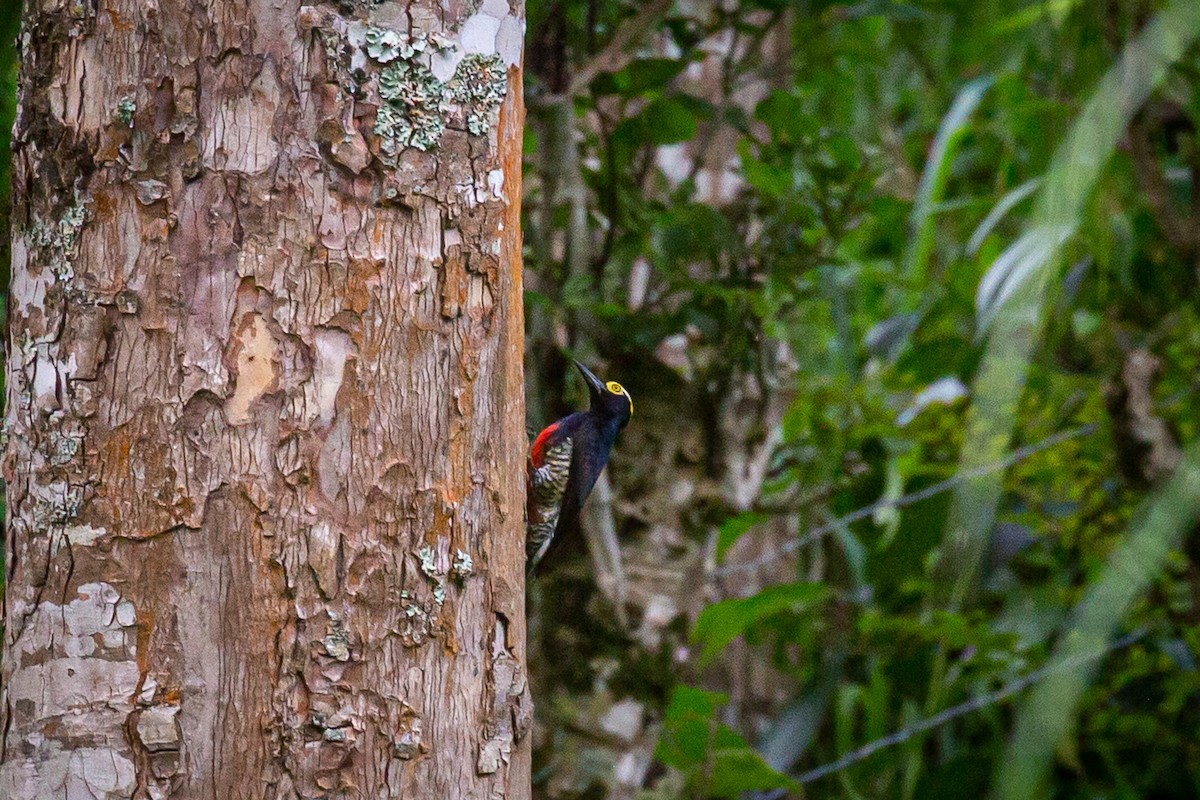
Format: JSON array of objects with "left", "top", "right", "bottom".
[{"left": 606, "top": 381, "right": 633, "bottom": 415}]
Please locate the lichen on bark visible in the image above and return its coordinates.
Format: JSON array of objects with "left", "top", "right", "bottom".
[
  {"left": 303, "top": 0, "right": 516, "bottom": 159},
  {"left": 1, "top": 0, "right": 530, "bottom": 797}
]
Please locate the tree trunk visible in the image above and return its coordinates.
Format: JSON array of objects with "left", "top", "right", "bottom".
[{"left": 1, "top": 0, "right": 529, "bottom": 797}]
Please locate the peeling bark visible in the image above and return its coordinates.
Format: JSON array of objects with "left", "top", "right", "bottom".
[
  {"left": 1, "top": 0, "right": 529, "bottom": 797},
  {"left": 1106, "top": 348, "right": 1183, "bottom": 488}
]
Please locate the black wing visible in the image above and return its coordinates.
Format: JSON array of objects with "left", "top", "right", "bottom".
[{"left": 529, "top": 424, "right": 610, "bottom": 575}]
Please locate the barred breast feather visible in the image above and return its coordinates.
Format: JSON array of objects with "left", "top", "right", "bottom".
[{"left": 526, "top": 436, "right": 573, "bottom": 568}]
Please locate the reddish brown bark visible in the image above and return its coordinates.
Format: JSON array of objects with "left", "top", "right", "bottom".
[{"left": 1, "top": 0, "right": 530, "bottom": 797}]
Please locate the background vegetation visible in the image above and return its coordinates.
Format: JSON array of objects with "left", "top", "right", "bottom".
[
  {"left": 2, "top": 0, "right": 1199, "bottom": 797},
  {"left": 519, "top": 1, "right": 1200, "bottom": 798}
]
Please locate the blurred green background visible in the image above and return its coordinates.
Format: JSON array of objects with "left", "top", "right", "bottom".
[
  {"left": 518, "top": 1, "right": 1200, "bottom": 798},
  {"left": 4, "top": 0, "right": 1200, "bottom": 798}
]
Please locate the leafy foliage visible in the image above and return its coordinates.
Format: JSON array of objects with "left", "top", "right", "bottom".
[
  {"left": 656, "top": 687, "right": 800, "bottom": 797},
  {"left": 523, "top": 0, "right": 1200, "bottom": 798}
]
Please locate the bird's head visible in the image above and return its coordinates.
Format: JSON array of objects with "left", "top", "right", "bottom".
[{"left": 575, "top": 360, "right": 633, "bottom": 427}]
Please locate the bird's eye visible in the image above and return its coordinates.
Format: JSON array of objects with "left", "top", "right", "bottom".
[{"left": 606, "top": 381, "right": 632, "bottom": 415}]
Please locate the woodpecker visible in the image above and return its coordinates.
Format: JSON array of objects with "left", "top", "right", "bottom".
[{"left": 526, "top": 361, "right": 633, "bottom": 575}]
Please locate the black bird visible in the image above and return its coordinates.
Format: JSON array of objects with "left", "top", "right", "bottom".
[{"left": 526, "top": 361, "right": 633, "bottom": 575}]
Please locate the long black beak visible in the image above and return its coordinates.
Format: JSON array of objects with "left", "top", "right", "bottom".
[{"left": 574, "top": 360, "right": 606, "bottom": 398}]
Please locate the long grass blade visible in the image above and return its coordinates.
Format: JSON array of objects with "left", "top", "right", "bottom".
[
  {"left": 914, "top": 2, "right": 1200, "bottom": 795},
  {"left": 903, "top": 76, "right": 994, "bottom": 283},
  {"left": 996, "top": 443, "right": 1200, "bottom": 798}
]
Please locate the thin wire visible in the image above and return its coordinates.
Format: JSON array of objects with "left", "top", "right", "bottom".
[
  {"left": 751, "top": 627, "right": 1146, "bottom": 799},
  {"left": 792, "top": 628, "right": 1146, "bottom": 786},
  {"left": 716, "top": 424, "right": 1098, "bottom": 577}
]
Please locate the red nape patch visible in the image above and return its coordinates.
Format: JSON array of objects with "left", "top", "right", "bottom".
[{"left": 529, "top": 422, "right": 560, "bottom": 468}]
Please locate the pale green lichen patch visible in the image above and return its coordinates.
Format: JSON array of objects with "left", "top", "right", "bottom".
[
  {"left": 366, "top": 27, "right": 454, "bottom": 63},
  {"left": 365, "top": 27, "right": 406, "bottom": 62},
  {"left": 46, "top": 429, "right": 82, "bottom": 467},
  {"left": 416, "top": 544, "right": 439, "bottom": 578},
  {"left": 65, "top": 523, "right": 107, "bottom": 547},
  {"left": 449, "top": 53, "right": 507, "bottom": 136},
  {"left": 398, "top": 594, "right": 434, "bottom": 646},
  {"left": 451, "top": 549, "right": 474, "bottom": 580},
  {"left": 404, "top": 542, "right": 451, "bottom": 646},
  {"left": 34, "top": 482, "right": 84, "bottom": 526},
  {"left": 355, "top": 23, "right": 508, "bottom": 155},
  {"left": 375, "top": 61, "right": 449, "bottom": 152},
  {"left": 308, "top": 6, "right": 516, "bottom": 161},
  {"left": 116, "top": 96, "right": 136, "bottom": 127},
  {"left": 322, "top": 614, "right": 352, "bottom": 661},
  {"left": 318, "top": 27, "right": 344, "bottom": 64},
  {"left": 429, "top": 32, "right": 455, "bottom": 52},
  {"left": 29, "top": 198, "right": 87, "bottom": 281}
]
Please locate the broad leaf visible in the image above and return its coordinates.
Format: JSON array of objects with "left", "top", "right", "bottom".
[{"left": 692, "top": 582, "right": 827, "bottom": 664}]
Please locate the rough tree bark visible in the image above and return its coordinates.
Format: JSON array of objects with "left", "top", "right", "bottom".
[{"left": 1, "top": 0, "right": 530, "bottom": 797}]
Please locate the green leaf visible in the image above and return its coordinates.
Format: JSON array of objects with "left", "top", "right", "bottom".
[
  {"left": 691, "top": 582, "right": 828, "bottom": 664},
  {"left": 652, "top": 203, "right": 732, "bottom": 267},
  {"left": 593, "top": 57, "right": 689, "bottom": 96},
  {"left": 611, "top": 97, "right": 702, "bottom": 158},
  {"left": 707, "top": 735, "right": 800, "bottom": 797},
  {"left": 903, "top": 75, "right": 993, "bottom": 283},
  {"left": 656, "top": 686, "right": 799, "bottom": 797},
  {"left": 993, "top": 0, "right": 1083, "bottom": 35},
  {"left": 1070, "top": 308, "right": 1100, "bottom": 338},
  {"left": 966, "top": 178, "right": 1041, "bottom": 257},
  {"left": 738, "top": 140, "right": 791, "bottom": 197},
  {"left": 717, "top": 511, "right": 770, "bottom": 559},
  {"left": 755, "top": 90, "right": 810, "bottom": 143},
  {"left": 656, "top": 686, "right": 727, "bottom": 768},
  {"left": 640, "top": 97, "right": 699, "bottom": 144}
]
